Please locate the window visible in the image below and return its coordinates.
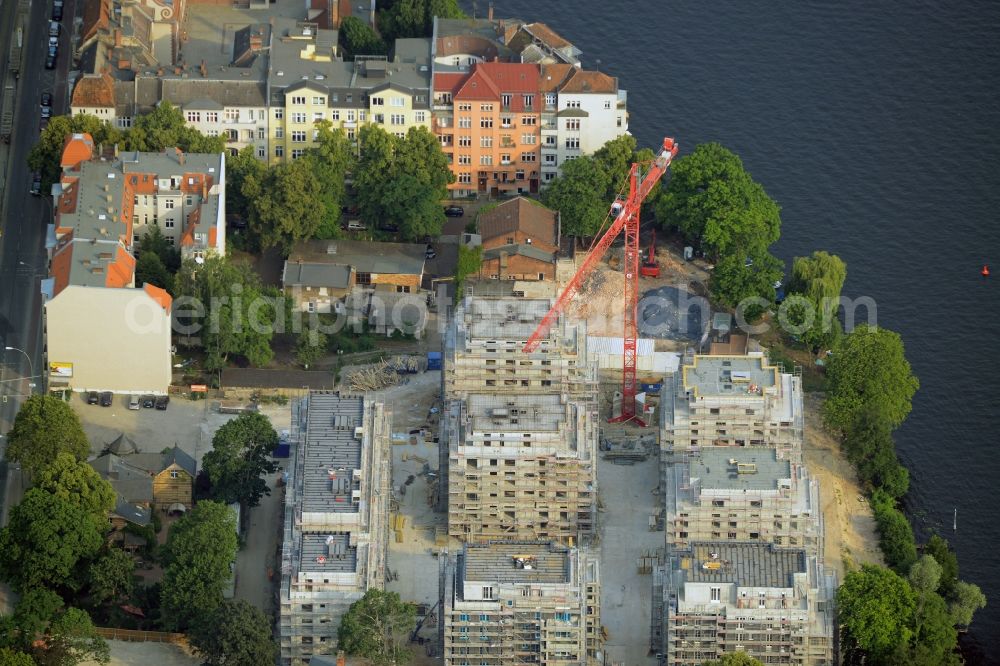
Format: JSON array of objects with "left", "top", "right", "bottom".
[
  {"left": 371, "top": 97, "right": 384, "bottom": 106},
  {"left": 523, "top": 94, "right": 534, "bottom": 108},
  {"left": 275, "top": 127, "right": 284, "bottom": 139},
  {"left": 385, "top": 96, "right": 403, "bottom": 107},
  {"left": 520, "top": 152, "right": 536, "bottom": 162},
  {"left": 275, "top": 145, "right": 284, "bottom": 157},
  {"left": 291, "top": 131, "right": 307, "bottom": 143},
  {"left": 164, "top": 200, "right": 175, "bottom": 210},
  {"left": 390, "top": 114, "right": 405, "bottom": 125},
  {"left": 521, "top": 134, "right": 536, "bottom": 144},
  {"left": 605, "top": 100, "right": 612, "bottom": 109},
  {"left": 566, "top": 119, "right": 580, "bottom": 130},
  {"left": 480, "top": 155, "right": 493, "bottom": 165},
  {"left": 274, "top": 108, "right": 284, "bottom": 120},
  {"left": 565, "top": 137, "right": 580, "bottom": 149},
  {"left": 544, "top": 154, "right": 556, "bottom": 164},
  {"left": 185, "top": 111, "right": 201, "bottom": 122},
  {"left": 479, "top": 614, "right": 489, "bottom": 622},
  {"left": 257, "top": 128, "right": 266, "bottom": 139},
  {"left": 480, "top": 103, "right": 493, "bottom": 112},
  {"left": 313, "top": 111, "right": 324, "bottom": 121},
  {"left": 225, "top": 108, "right": 238, "bottom": 122},
  {"left": 458, "top": 173, "right": 472, "bottom": 184},
  {"left": 566, "top": 100, "right": 581, "bottom": 109},
  {"left": 356, "top": 272, "right": 371, "bottom": 285},
  {"left": 480, "top": 117, "right": 493, "bottom": 128},
  {"left": 292, "top": 113, "right": 307, "bottom": 124},
  {"left": 458, "top": 116, "right": 472, "bottom": 129},
  {"left": 500, "top": 154, "right": 511, "bottom": 165},
  {"left": 480, "top": 136, "right": 493, "bottom": 148},
  {"left": 711, "top": 587, "right": 721, "bottom": 602},
  {"left": 347, "top": 110, "right": 355, "bottom": 121},
  {"left": 291, "top": 96, "right": 306, "bottom": 105},
  {"left": 312, "top": 96, "right": 325, "bottom": 105},
  {"left": 257, "top": 146, "right": 266, "bottom": 158},
  {"left": 618, "top": 115, "right": 624, "bottom": 127},
  {"left": 359, "top": 110, "right": 366, "bottom": 121},
  {"left": 291, "top": 149, "right": 304, "bottom": 159},
  {"left": 458, "top": 155, "right": 471, "bottom": 165},
  {"left": 713, "top": 500, "right": 725, "bottom": 507},
  {"left": 395, "top": 285, "right": 411, "bottom": 293},
  {"left": 458, "top": 103, "right": 472, "bottom": 111},
  {"left": 415, "top": 111, "right": 425, "bottom": 123},
  {"left": 545, "top": 92, "right": 556, "bottom": 106},
  {"left": 458, "top": 136, "right": 472, "bottom": 147},
  {"left": 482, "top": 586, "right": 494, "bottom": 600},
  {"left": 205, "top": 111, "right": 218, "bottom": 123},
  {"left": 459, "top": 614, "right": 469, "bottom": 622}
]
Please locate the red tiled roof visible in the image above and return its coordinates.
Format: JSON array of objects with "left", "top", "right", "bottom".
[
  {"left": 434, "top": 72, "right": 466, "bottom": 95},
  {"left": 50, "top": 237, "right": 74, "bottom": 297},
  {"left": 105, "top": 246, "right": 135, "bottom": 288},
  {"left": 454, "top": 67, "right": 500, "bottom": 101},
  {"left": 81, "top": 0, "right": 112, "bottom": 44},
  {"left": 60, "top": 134, "right": 96, "bottom": 171},
  {"left": 70, "top": 73, "right": 116, "bottom": 108},
  {"left": 477, "top": 197, "right": 558, "bottom": 247},
  {"left": 559, "top": 69, "right": 617, "bottom": 95},
  {"left": 539, "top": 64, "right": 574, "bottom": 93},
  {"left": 476, "top": 62, "right": 539, "bottom": 93},
  {"left": 524, "top": 22, "right": 572, "bottom": 50},
  {"left": 143, "top": 283, "right": 172, "bottom": 312}
]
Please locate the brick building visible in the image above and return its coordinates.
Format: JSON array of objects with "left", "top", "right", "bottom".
[{"left": 477, "top": 197, "right": 559, "bottom": 281}]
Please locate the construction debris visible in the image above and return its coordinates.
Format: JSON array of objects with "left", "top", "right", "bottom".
[{"left": 347, "top": 356, "right": 423, "bottom": 391}]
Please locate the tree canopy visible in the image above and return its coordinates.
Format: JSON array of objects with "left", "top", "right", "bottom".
[
  {"left": 4, "top": 395, "right": 89, "bottom": 474},
  {"left": 125, "top": 102, "right": 226, "bottom": 154},
  {"left": 871, "top": 490, "right": 918, "bottom": 573},
  {"left": 702, "top": 653, "right": 763, "bottom": 666},
  {"left": 174, "top": 255, "right": 276, "bottom": 371},
  {"left": 247, "top": 158, "right": 328, "bottom": 250},
  {"left": 138, "top": 224, "right": 181, "bottom": 273},
  {"left": 202, "top": 412, "right": 280, "bottom": 508},
  {"left": 33, "top": 453, "right": 116, "bottom": 523},
  {"left": 354, "top": 125, "right": 452, "bottom": 240},
  {"left": 843, "top": 407, "right": 909, "bottom": 498},
  {"left": 541, "top": 156, "right": 612, "bottom": 237},
  {"left": 338, "top": 589, "right": 417, "bottom": 665},
  {"left": 224, "top": 146, "right": 268, "bottom": 223},
  {"left": 340, "top": 15, "right": 387, "bottom": 56},
  {"left": 303, "top": 122, "right": 355, "bottom": 239},
  {"left": 27, "top": 114, "right": 123, "bottom": 188},
  {"left": 189, "top": 599, "right": 276, "bottom": 666},
  {"left": 135, "top": 252, "right": 173, "bottom": 292},
  {"left": 0, "top": 488, "right": 104, "bottom": 592},
  {"left": 33, "top": 607, "right": 110, "bottom": 666},
  {"left": 377, "top": 0, "right": 464, "bottom": 42},
  {"left": 160, "top": 501, "right": 238, "bottom": 631},
  {"left": 87, "top": 548, "right": 136, "bottom": 606},
  {"left": 923, "top": 534, "right": 959, "bottom": 596},
  {"left": 709, "top": 250, "right": 783, "bottom": 316},
  {"left": 837, "top": 565, "right": 915, "bottom": 660},
  {"left": 0, "top": 648, "right": 35, "bottom": 665},
  {"left": 823, "top": 325, "right": 919, "bottom": 432},
  {"left": 784, "top": 250, "right": 847, "bottom": 349},
  {"left": 948, "top": 579, "right": 987, "bottom": 628}
]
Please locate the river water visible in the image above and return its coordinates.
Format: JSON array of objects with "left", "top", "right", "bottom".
[{"left": 459, "top": 0, "right": 1000, "bottom": 659}]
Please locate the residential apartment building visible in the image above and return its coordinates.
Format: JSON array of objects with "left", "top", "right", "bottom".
[
  {"left": 441, "top": 392, "right": 598, "bottom": 543},
  {"left": 660, "top": 354, "right": 805, "bottom": 462},
  {"left": 662, "top": 543, "right": 835, "bottom": 666},
  {"left": 433, "top": 62, "right": 542, "bottom": 197},
  {"left": 441, "top": 541, "right": 602, "bottom": 665},
  {"left": 267, "top": 20, "right": 432, "bottom": 162},
  {"left": 279, "top": 392, "right": 391, "bottom": 665},
  {"left": 665, "top": 448, "right": 822, "bottom": 554}
]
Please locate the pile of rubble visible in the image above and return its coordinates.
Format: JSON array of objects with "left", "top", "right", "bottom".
[{"left": 347, "top": 356, "right": 423, "bottom": 391}]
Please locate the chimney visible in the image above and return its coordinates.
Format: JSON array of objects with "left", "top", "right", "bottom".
[
  {"left": 200, "top": 60, "right": 207, "bottom": 77},
  {"left": 488, "top": 2, "right": 494, "bottom": 21},
  {"left": 114, "top": 28, "right": 122, "bottom": 47},
  {"left": 178, "top": 148, "right": 185, "bottom": 166}
]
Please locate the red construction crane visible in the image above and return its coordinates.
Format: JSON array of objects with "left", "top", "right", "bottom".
[{"left": 522, "top": 137, "right": 679, "bottom": 425}]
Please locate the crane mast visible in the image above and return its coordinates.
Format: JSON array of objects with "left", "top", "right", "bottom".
[{"left": 522, "top": 137, "right": 679, "bottom": 425}]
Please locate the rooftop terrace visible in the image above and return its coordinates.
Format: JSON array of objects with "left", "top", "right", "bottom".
[
  {"left": 462, "top": 541, "right": 570, "bottom": 586},
  {"left": 301, "top": 393, "right": 363, "bottom": 514},
  {"left": 682, "top": 355, "right": 778, "bottom": 397},
  {"left": 690, "top": 448, "right": 791, "bottom": 492},
  {"left": 680, "top": 543, "right": 806, "bottom": 588}
]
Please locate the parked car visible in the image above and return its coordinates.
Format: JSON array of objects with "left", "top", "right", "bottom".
[
  {"left": 45, "top": 54, "right": 56, "bottom": 69},
  {"left": 425, "top": 247, "right": 437, "bottom": 260},
  {"left": 40, "top": 92, "right": 52, "bottom": 114},
  {"left": 51, "top": 0, "right": 63, "bottom": 20},
  {"left": 378, "top": 223, "right": 400, "bottom": 233},
  {"left": 48, "top": 36, "right": 58, "bottom": 51},
  {"left": 154, "top": 395, "right": 170, "bottom": 410},
  {"left": 141, "top": 395, "right": 156, "bottom": 408},
  {"left": 30, "top": 171, "right": 42, "bottom": 196},
  {"left": 48, "top": 21, "right": 60, "bottom": 37},
  {"left": 128, "top": 394, "right": 141, "bottom": 410},
  {"left": 39, "top": 117, "right": 49, "bottom": 133},
  {"left": 99, "top": 391, "right": 113, "bottom": 407},
  {"left": 344, "top": 220, "right": 367, "bottom": 231},
  {"left": 86, "top": 391, "right": 99, "bottom": 405},
  {"left": 444, "top": 205, "right": 465, "bottom": 217}
]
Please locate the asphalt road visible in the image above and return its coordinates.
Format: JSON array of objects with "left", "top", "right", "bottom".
[{"left": 0, "top": 0, "right": 75, "bottom": 430}]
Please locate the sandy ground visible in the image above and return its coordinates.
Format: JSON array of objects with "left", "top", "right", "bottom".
[
  {"left": 80, "top": 640, "right": 200, "bottom": 666},
  {"left": 802, "top": 393, "right": 883, "bottom": 579}
]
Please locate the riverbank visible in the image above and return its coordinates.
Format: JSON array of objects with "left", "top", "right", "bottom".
[{"left": 801, "top": 393, "right": 883, "bottom": 581}]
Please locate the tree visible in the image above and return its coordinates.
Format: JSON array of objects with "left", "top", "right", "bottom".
[
  {"left": 34, "top": 453, "right": 116, "bottom": 523},
  {"left": 224, "top": 146, "right": 267, "bottom": 223},
  {"left": 785, "top": 251, "right": 847, "bottom": 349},
  {"left": 295, "top": 329, "right": 329, "bottom": 368},
  {"left": 304, "top": 122, "right": 355, "bottom": 238},
  {"left": 377, "top": 0, "right": 463, "bottom": 42},
  {"left": 908, "top": 555, "right": 942, "bottom": 594},
  {"left": 592, "top": 134, "right": 639, "bottom": 202},
  {"left": 33, "top": 607, "right": 110, "bottom": 666},
  {"left": 541, "top": 156, "right": 612, "bottom": 237},
  {"left": 27, "top": 114, "right": 123, "bottom": 188},
  {"left": 0, "top": 489, "right": 103, "bottom": 592},
  {"left": 337, "top": 589, "right": 417, "bottom": 665},
  {"left": 903, "top": 589, "right": 960, "bottom": 666},
  {"left": 702, "top": 653, "right": 763, "bottom": 666},
  {"left": 126, "top": 101, "right": 226, "bottom": 154},
  {"left": 0, "top": 648, "right": 35, "bottom": 665},
  {"left": 4, "top": 395, "right": 89, "bottom": 474},
  {"left": 709, "top": 249, "right": 783, "bottom": 314},
  {"left": 174, "top": 255, "right": 276, "bottom": 371},
  {"left": 160, "top": 501, "right": 238, "bottom": 631},
  {"left": 844, "top": 407, "right": 909, "bottom": 497},
  {"left": 201, "top": 412, "right": 279, "bottom": 508},
  {"left": 354, "top": 126, "right": 451, "bottom": 240},
  {"left": 823, "top": 325, "right": 919, "bottom": 432},
  {"left": 135, "top": 252, "right": 172, "bottom": 291},
  {"left": 340, "top": 15, "right": 387, "bottom": 56},
  {"left": 948, "top": 580, "right": 986, "bottom": 627},
  {"left": 10, "top": 588, "right": 65, "bottom": 650},
  {"left": 924, "top": 534, "right": 959, "bottom": 596},
  {"left": 870, "top": 490, "right": 917, "bottom": 573},
  {"left": 837, "top": 565, "right": 915, "bottom": 660},
  {"left": 87, "top": 548, "right": 136, "bottom": 605},
  {"left": 189, "top": 599, "right": 276, "bottom": 666},
  {"left": 247, "top": 159, "right": 327, "bottom": 250},
  {"left": 656, "top": 142, "right": 781, "bottom": 261},
  {"left": 139, "top": 225, "right": 182, "bottom": 273}
]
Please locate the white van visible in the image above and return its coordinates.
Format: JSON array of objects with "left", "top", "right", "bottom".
[{"left": 346, "top": 220, "right": 367, "bottom": 231}]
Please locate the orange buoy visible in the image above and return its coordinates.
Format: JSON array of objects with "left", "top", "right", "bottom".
[{"left": 983, "top": 265, "right": 991, "bottom": 277}]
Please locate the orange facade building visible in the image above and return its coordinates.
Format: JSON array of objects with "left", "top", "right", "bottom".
[{"left": 434, "top": 62, "right": 541, "bottom": 197}]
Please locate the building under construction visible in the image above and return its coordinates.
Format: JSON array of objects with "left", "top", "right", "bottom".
[
  {"left": 441, "top": 392, "right": 598, "bottom": 543},
  {"left": 440, "top": 541, "right": 603, "bottom": 665},
  {"left": 439, "top": 296, "right": 599, "bottom": 543},
  {"left": 660, "top": 353, "right": 805, "bottom": 462},
  {"left": 278, "top": 392, "right": 392, "bottom": 665},
  {"left": 662, "top": 543, "right": 835, "bottom": 666},
  {"left": 664, "top": 447, "right": 823, "bottom": 554}
]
